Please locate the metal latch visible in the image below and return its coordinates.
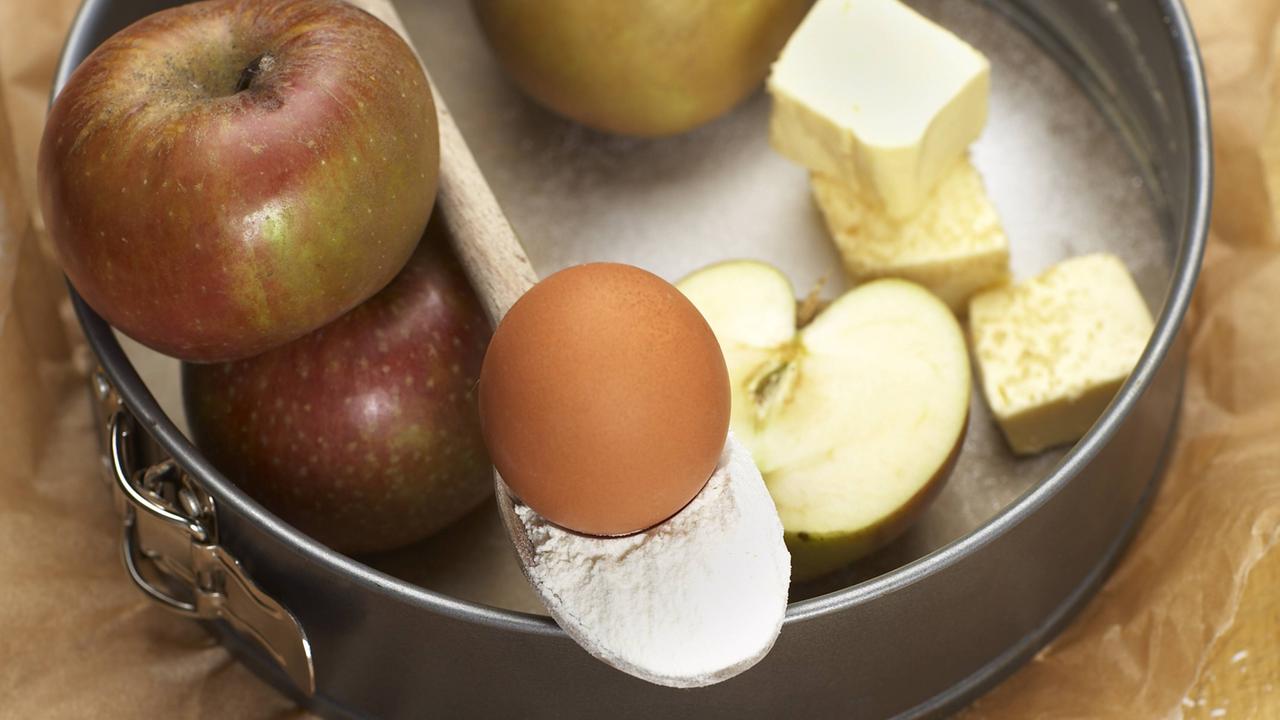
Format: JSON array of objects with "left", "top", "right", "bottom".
[{"left": 91, "top": 368, "right": 316, "bottom": 696}]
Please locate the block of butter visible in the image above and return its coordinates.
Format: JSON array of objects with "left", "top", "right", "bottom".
[
  {"left": 811, "top": 157, "right": 1009, "bottom": 313},
  {"left": 768, "top": 0, "right": 990, "bottom": 219},
  {"left": 969, "top": 254, "right": 1155, "bottom": 455}
]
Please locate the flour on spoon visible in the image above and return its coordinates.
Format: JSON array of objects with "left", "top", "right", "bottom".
[{"left": 512, "top": 434, "right": 791, "bottom": 687}]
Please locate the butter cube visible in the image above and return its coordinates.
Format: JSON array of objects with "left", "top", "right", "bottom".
[
  {"left": 969, "top": 255, "right": 1155, "bottom": 455},
  {"left": 811, "top": 157, "right": 1009, "bottom": 312},
  {"left": 768, "top": 0, "right": 990, "bottom": 219}
]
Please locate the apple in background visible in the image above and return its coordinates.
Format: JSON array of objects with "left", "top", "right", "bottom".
[
  {"left": 678, "top": 261, "right": 970, "bottom": 580},
  {"left": 182, "top": 220, "right": 491, "bottom": 555},
  {"left": 39, "top": 0, "right": 439, "bottom": 362},
  {"left": 471, "top": 0, "right": 813, "bottom": 137}
]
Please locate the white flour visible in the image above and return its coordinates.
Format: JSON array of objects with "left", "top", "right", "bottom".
[{"left": 514, "top": 434, "right": 791, "bottom": 687}]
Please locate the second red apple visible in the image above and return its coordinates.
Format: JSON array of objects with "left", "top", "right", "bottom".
[{"left": 183, "top": 222, "right": 491, "bottom": 555}]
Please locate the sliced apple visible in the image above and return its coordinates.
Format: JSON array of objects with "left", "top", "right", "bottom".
[{"left": 678, "top": 261, "right": 970, "bottom": 580}]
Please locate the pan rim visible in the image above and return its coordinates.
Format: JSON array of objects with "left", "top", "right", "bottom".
[{"left": 56, "top": 0, "right": 1212, "bottom": 639}]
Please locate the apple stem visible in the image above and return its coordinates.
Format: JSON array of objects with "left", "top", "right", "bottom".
[
  {"left": 235, "top": 53, "right": 274, "bottom": 94},
  {"left": 796, "top": 276, "right": 829, "bottom": 329}
]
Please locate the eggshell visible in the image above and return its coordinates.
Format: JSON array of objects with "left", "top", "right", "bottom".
[{"left": 479, "top": 263, "right": 731, "bottom": 536}]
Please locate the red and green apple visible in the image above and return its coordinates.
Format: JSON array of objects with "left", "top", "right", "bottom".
[{"left": 39, "top": 0, "right": 439, "bottom": 362}]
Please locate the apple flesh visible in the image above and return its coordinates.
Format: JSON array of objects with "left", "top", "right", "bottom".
[
  {"left": 39, "top": 0, "right": 439, "bottom": 362},
  {"left": 678, "top": 261, "right": 971, "bottom": 580},
  {"left": 182, "top": 220, "right": 491, "bottom": 555}
]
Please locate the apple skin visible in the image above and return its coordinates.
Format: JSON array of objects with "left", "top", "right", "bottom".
[
  {"left": 39, "top": 0, "right": 439, "bottom": 362},
  {"left": 472, "top": 0, "right": 813, "bottom": 137},
  {"left": 182, "top": 220, "right": 491, "bottom": 555}
]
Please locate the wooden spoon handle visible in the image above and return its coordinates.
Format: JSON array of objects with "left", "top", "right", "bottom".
[
  {"left": 430, "top": 87, "right": 539, "bottom": 325},
  {"left": 349, "top": 0, "right": 536, "bottom": 325}
]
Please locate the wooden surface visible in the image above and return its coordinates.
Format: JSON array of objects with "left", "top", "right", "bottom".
[{"left": 1183, "top": 549, "right": 1280, "bottom": 719}]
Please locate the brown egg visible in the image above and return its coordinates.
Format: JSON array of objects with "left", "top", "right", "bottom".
[{"left": 479, "top": 263, "right": 731, "bottom": 536}]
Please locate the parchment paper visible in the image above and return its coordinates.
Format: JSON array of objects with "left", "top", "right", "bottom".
[{"left": 0, "top": 0, "right": 1274, "bottom": 717}]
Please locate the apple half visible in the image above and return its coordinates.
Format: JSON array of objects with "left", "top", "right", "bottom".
[{"left": 678, "top": 261, "right": 970, "bottom": 580}]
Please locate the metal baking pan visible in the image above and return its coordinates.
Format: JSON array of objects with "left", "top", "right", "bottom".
[{"left": 54, "top": 0, "right": 1210, "bottom": 717}]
